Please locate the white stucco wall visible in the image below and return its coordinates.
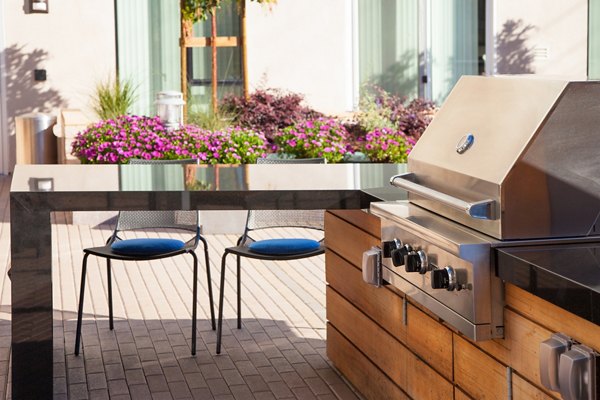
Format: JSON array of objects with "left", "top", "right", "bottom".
[
  {"left": 245, "top": 0, "right": 353, "bottom": 115},
  {"left": 2, "top": 0, "right": 116, "bottom": 172},
  {"left": 493, "top": 0, "right": 588, "bottom": 78}
]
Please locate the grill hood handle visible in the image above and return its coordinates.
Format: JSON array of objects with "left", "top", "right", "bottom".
[{"left": 390, "top": 173, "right": 496, "bottom": 220}]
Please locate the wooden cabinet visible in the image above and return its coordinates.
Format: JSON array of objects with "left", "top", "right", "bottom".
[{"left": 325, "top": 210, "right": 598, "bottom": 400}]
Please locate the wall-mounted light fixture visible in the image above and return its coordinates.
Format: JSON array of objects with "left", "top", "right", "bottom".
[{"left": 29, "top": 0, "right": 49, "bottom": 13}]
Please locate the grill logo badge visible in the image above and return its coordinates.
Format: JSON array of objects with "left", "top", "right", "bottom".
[{"left": 456, "top": 133, "right": 474, "bottom": 154}]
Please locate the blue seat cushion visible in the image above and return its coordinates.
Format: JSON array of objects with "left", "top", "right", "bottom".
[
  {"left": 248, "top": 238, "right": 321, "bottom": 255},
  {"left": 111, "top": 238, "right": 185, "bottom": 256}
]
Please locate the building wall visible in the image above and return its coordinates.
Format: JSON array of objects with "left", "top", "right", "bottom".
[
  {"left": 493, "top": 0, "right": 588, "bottom": 78},
  {"left": 245, "top": 0, "right": 354, "bottom": 115},
  {"left": 1, "top": 0, "right": 116, "bottom": 172},
  {"left": 0, "top": 0, "right": 591, "bottom": 174}
]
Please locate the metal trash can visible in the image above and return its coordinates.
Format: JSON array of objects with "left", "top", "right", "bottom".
[{"left": 15, "top": 112, "right": 57, "bottom": 164}]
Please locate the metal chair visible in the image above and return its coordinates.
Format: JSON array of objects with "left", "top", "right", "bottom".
[
  {"left": 74, "top": 158, "right": 215, "bottom": 356},
  {"left": 216, "top": 157, "right": 325, "bottom": 354}
]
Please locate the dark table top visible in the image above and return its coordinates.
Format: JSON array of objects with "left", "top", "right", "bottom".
[
  {"left": 497, "top": 243, "right": 600, "bottom": 324},
  {"left": 10, "top": 163, "right": 408, "bottom": 211}
]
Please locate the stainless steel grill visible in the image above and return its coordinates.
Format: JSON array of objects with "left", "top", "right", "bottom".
[{"left": 365, "top": 76, "right": 600, "bottom": 341}]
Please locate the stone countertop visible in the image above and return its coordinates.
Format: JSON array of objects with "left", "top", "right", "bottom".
[{"left": 498, "top": 243, "right": 600, "bottom": 325}]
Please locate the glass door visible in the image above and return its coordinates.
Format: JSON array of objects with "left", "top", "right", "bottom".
[
  {"left": 116, "top": 0, "right": 180, "bottom": 116},
  {"left": 589, "top": 0, "right": 600, "bottom": 79},
  {"left": 427, "top": 0, "right": 483, "bottom": 103},
  {"left": 357, "top": 0, "right": 484, "bottom": 104},
  {"left": 358, "top": 0, "right": 420, "bottom": 99}
]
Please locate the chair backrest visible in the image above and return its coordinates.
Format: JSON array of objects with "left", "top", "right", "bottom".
[
  {"left": 116, "top": 159, "right": 199, "bottom": 234},
  {"left": 244, "top": 158, "right": 326, "bottom": 235}
]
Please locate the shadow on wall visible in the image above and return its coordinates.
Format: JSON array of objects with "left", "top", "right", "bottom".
[
  {"left": 370, "top": 50, "right": 418, "bottom": 98},
  {"left": 3, "top": 43, "right": 66, "bottom": 169},
  {"left": 496, "top": 19, "right": 536, "bottom": 74}
]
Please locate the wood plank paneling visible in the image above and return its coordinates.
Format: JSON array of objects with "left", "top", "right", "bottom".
[
  {"left": 512, "top": 373, "right": 558, "bottom": 400},
  {"left": 455, "top": 387, "right": 474, "bottom": 400},
  {"left": 454, "top": 334, "right": 508, "bottom": 400},
  {"left": 470, "top": 308, "right": 555, "bottom": 395},
  {"left": 324, "top": 212, "right": 380, "bottom": 268},
  {"left": 325, "top": 208, "right": 596, "bottom": 400},
  {"left": 326, "top": 251, "right": 406, "bottom": 343},
  {"left": 406, "top": 303, "right": 453, "bottom": 381},
  {"left": 506, "top": 284, "right": 600, "bottom": 351},
  {"left": 327, "top": 288, "right": 453, "bottom": 399},
  {"left": 326, "top": 210, "right": 381, "bottom": 238},
  {"left": 327, "top": 324, "right": 409, "bottom": 400}
]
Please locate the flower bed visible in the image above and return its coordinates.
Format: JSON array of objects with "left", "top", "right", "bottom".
[
  {"left": 272, "top": 118, "right": 350, "bottom": 163},
  {"left": 359, "top": 127, "right": 416, "bottom": 163},
  {"left": 72, "top": 87, "right": 435, "bottom": 164},
  {"left": 71, "top": 115, "right": 267, "bottom": 164}
]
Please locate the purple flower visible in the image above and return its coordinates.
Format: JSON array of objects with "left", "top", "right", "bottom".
[{"left": 71, "top": 115, "right": 268, "bottom": 165}]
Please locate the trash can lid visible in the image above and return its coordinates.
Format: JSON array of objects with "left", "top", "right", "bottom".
[{"left": 16, "top": 112, "right": 56, "bottom": 122}]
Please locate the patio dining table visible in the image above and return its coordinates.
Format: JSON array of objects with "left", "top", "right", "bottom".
[{"left": 9, "top": 162, "right": 405, "bottom": 399}]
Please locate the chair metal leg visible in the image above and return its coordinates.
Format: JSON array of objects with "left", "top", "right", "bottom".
[
  {"left": 107, "top": 259, "right": 113, "bottom": 330},
  {"left": 216, "top": 251, "right": 228, "bottom": 354},
  {"left": 74, "top": 253, "right": 90, "bottom": 356},
  {"left": 200, "top": 236, "right": 216, "bottom": 330},
  {"left": 191, "top": 251, "right": 198, "bottom": 356},
  {"left": 236, "top": 255, "right": 242, "bottom": 329}
]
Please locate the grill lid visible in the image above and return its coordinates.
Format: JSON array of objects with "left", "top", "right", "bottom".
[{"left": 400, "top": 75, "right": 600, "bottom": 240}]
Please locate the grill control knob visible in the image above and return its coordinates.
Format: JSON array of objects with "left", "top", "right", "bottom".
[
  {"left": 405, "top": 250, "right": 428, "bottom": 273},
  {"left": 382, "top": 239, "right": 401, "bottom": 258},
  {"left": 431, "top": 266, "right": 458, "bottom": 291},
  {"left": 391, "top": 244, "right": 412, "bottom": 267}
]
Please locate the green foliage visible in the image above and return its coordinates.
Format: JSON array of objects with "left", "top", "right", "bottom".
[
  {"left": 273, "top": 118, "right": 350, "bottom": 163},
  {"left": 220, "top": 88, "right": 322, "bottom": 142},
  {"left": 360, "top": 127, "right": 416, "bottom": 163},
  {"left": 355, "top": 85, "right": 436, "bottom": 141},
  {"left": 91, "top": 77, "right": 137, "bottom": 121},
  {"left": 181, "top": 0, "right": 220, "bottom": 22},
  {"left": 181, "top": 0, "right": 277, "bottom": 22},
  {"left": 186, "top": 109, "right": 235, "bottom": 131},
  {"left": 356, "top": 90, "right": 396, "bottom": 133}
]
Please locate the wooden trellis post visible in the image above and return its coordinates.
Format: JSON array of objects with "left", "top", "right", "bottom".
[{"left": 179, "top": 1, "right": 243, "bottom": 117}]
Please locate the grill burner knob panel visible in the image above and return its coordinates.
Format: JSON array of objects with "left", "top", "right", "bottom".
[
  {"left": 405, "top": 250, "right": 428, "bottom": 273},
  {"left": 391, "top": 244, "right": 412, "bottom": 266},
  {"left": 382, "top": 239, "right": 401, "bottom": 258},
  {"left": 432, "top": 266, "right": 458, "bottom": 291}
]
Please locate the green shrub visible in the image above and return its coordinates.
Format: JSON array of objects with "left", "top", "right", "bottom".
[
  {"left": 360, "top": 127, "right": 415, "bottom": 163},
  {"left": 272, "top": 118, "right": 350, "bottom": 163},
  {"left": 221, "top": 89, "right": 322, "bottom": 142}
]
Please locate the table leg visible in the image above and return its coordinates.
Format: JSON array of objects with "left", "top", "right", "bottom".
[{"left": 10, "top": 200, "right": 53, "bottom": 400}]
